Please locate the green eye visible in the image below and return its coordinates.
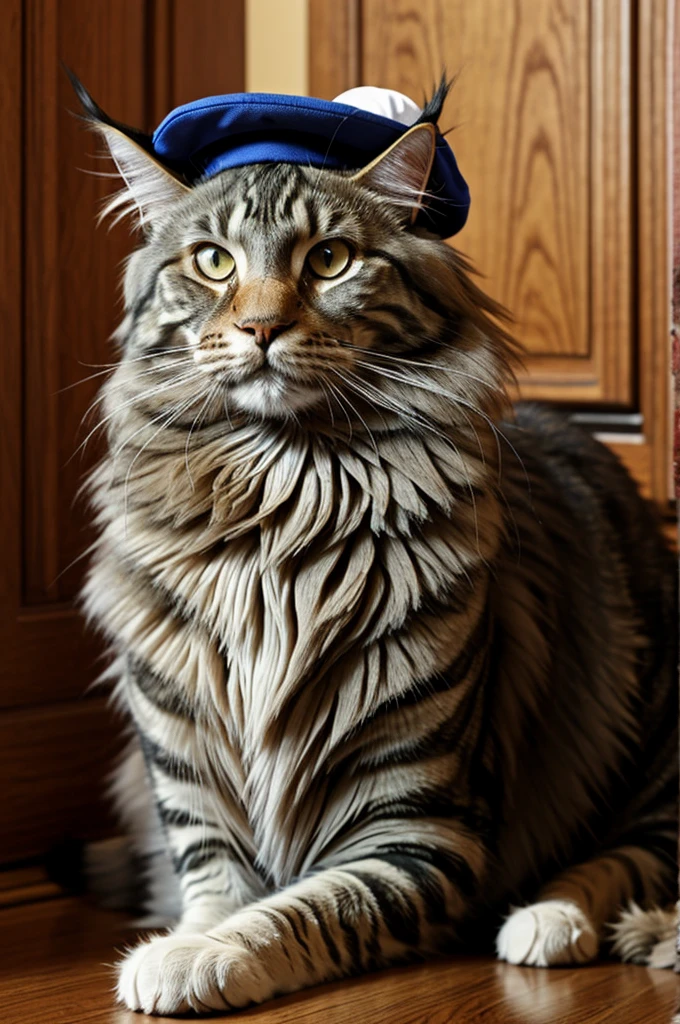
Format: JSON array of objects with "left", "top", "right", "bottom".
[
  {"left": 307, "top": 239, "right": 353, "bottom": 279},
  {"left": 194, "top": 245, "right": 236, "bottom": 282}
]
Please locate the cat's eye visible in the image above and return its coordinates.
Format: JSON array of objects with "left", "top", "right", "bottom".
[
  {"left": 307, "top": 239, "right": 353, "bottom": 280},
  {"left": 194, "top": 245, "right": 236, "bottom": 282}
]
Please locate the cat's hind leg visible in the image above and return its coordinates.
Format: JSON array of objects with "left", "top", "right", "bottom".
[{"left": 497, "top": 844, "right": 673, "bottom": 967}]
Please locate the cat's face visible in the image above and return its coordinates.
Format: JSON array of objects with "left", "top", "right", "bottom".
[
  {"left": 124, "top": 159, "right": 440, "bottom": 419},
  {"left": 95, "top": 116, "right": 509, "bottom": 438}
]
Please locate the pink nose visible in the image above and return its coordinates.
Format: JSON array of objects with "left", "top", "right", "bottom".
[{"left": 236, "top": 320, "right": 294, "bottom": 350}]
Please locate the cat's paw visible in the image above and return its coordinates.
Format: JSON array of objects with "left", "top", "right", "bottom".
[
  {"left": 496, "top": 899, "right": 599, "bottom": 967},
  {"left": 116, "top": 932, "right": 272, "bottom": 1015}
]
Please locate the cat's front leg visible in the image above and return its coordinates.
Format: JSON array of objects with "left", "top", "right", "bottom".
[
  {"left": 120, "top": 657, "right": 266, "bottom": 933},
  {"left": 117, "top": 848, "right": 480, "bottom": 1015},
  {"left": 144, "top": 753, "right": 266, "bottom": 935},
  {"left": 172, "top": 854, "right": 264, "bottom": 934}
]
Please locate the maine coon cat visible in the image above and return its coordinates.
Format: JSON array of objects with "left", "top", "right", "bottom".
[{"left": 76, "top": 79, "right": 678, "bottom": 1015}]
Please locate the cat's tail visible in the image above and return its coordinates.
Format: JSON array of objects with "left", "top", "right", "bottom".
[
  {"left": 46, "top": 738, "right": 181, "bottom": 927},
  {"left": 45, "top": 834, "right": 139, "bottom": 908},
  {"left": 84, "top": 835, "right": 142, "bottom": 910},
  {"left": 610, "top": 901, "right": 679, "bottom": 968},
  {"left": 48, "top": 831, "right": 180, "bottom": 928}
]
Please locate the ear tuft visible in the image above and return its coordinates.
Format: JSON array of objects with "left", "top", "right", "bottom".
[
  {"left": 66, "top": 68, "right": 189, "bottom": 230},
  {"left": 351, "top": 123, "right": 437, "bottom": 224},
  {"left": 94, "top": 123, "right": 190, "bottom": 229},
  {"left": 413, "top": 72, "right": 453, "bottom": 126}
]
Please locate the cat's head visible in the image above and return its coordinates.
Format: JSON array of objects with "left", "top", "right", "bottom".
[{"left": 78, "top": 79, "right": 513, "bottom": 431}]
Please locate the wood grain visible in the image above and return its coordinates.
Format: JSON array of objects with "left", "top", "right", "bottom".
[
  {"left": 150, "top": 0, "right": 246, "bottom": 125},
  {"left": 0, "top": 897, "right": 678, "bottom": 1024},
  {"left": 3, "top": 1, "right": 146, "bottom": 711},
  {"left": 0, "top": 865, "right": 62, "bottom": 909},
  {"left": 309, "top": 0, "right": 361, "bottom": 100},
  {"left": 0, "top": 698, "right": 119, "bottom": 864},
  {"left": 605, "top": 437, "right": 654, "bottom": 499},
  {"left": 673, "top": 0, "right": 680, "bottom": 982},
  {"left": 351, "top": 0, "right": 633, "bottom": 405},
  {"left": 637, "top": 0, "right": 673, "bottom": 503}
]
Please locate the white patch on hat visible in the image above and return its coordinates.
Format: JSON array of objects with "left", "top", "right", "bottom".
[{"left": 332, "top": 87, "right": 422, "bottom": 127}]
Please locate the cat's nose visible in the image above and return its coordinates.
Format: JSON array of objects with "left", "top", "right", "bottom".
[{"left": 236, "top": 319, "right": 295, "bottom": 350}]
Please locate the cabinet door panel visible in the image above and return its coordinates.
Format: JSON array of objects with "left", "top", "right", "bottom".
[
  {"left": 0, "top": 0, "right": 245, "bottom": 712},
  {"left": 313, "top": 0, "right": 633, "bottom": 406}
]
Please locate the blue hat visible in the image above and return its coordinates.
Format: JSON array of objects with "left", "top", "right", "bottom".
[{"left": 152, "top": 92, "right": 470, "bottom": 238}]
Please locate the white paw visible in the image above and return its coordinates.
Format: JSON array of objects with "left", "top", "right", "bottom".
[
  {"left": 116, "top": 932, "right": 272, "bottom": 1015},
  {"left": 496, "top": 900, "right": 599, "bottom": 967}
]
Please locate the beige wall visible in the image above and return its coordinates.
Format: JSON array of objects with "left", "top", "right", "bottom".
[{"left": 246, "top": 0, "right": 308, "bottom": 95}]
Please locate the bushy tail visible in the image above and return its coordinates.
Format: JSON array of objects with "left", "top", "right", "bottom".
[
  {"left": 611, "top": 901, "right": 678, "bottom": 969},
  {"left": 48, "top": 738, "right": 181, "bottom": 927}
]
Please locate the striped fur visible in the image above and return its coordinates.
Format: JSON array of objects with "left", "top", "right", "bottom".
[{"left": 80, "top": 95, "right": 678, "bottom": 1015}]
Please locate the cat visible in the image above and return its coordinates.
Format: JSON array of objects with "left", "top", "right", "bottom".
[{"left": 75, "top": 78, "right": 678, "bottom": 1015}]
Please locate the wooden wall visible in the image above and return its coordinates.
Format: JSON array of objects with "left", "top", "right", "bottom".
[{"left": 0, "top": 0, "right": 245, "bottom": 867}]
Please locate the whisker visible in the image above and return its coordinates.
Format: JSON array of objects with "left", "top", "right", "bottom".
[
  {"left": 339, "top": 342, "right": 497, "bottom": 390},
  {"left": 318, "top": 381, "right": 336, "bottom": 429},
  {"left": 60, "top": 356, "right": 195, "bottom": 398},
  {"left": 366, "top": 361, "right": 529, "bottom": 490},
  {"left": 324, "top": 377, "right": 354, "bottom": 442},
  {"left": 352, "top": 361, "right": 490, "bottom": 467},
  {"left": 184, "top": 378, "right": 224, "bottom": 492},
  {"left": 110, "top": 390, "right": 200, "bottom": 465},
  {"left": 222, "top": 389, "right": 233, "bottom": 430},
  {"left": 327, "top": 370, "right": 379, "bottom": 457},
  {"left": 72, "top": 360, "right": 196, "bottom": 446},
  {"left": 122, "top": 395, "right": 201, "bottom": 534},
  {"left": 57, "top": 366, "right": 117, "bottom": 394},
  {"left": 70, "top": 370, "right": 200, "bottom": 463},
  {"left": 341, "top": 334, "right": 515, "bottom": 389},
  {"left": 343, "top": 360, "right": 529, "bottom": 556},
  {"left": 47, "top": 538, "right": 99, "bottom": 589},
  {"left": 77, "top": 344, "right": 197, "bottom": 372}
]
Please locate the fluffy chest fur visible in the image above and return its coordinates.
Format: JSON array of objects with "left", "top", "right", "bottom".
[{"left": 86, "top": 412, "right": 499, "bottom": 882}]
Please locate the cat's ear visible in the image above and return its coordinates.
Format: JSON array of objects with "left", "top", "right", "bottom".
[
  {"left": 350, "top": 122, "right": 437, "bottom": 224},
  {"left": 95, "top": 124, "right": 190, "bottom": 229},
  {"left": 67, "top": 69, "right": 189, "bottom": 229}
]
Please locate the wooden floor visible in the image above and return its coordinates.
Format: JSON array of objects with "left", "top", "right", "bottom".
[{"left": 1, "top": 892, "right": 679, "bottom": 1024}]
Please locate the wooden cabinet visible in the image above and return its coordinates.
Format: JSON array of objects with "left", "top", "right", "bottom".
[
  {"left": 0, "top": 0, "right": 245, "bottom": 867},
  {"left": 310, "top": 0, "right": 673, "bottom": 503}
]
